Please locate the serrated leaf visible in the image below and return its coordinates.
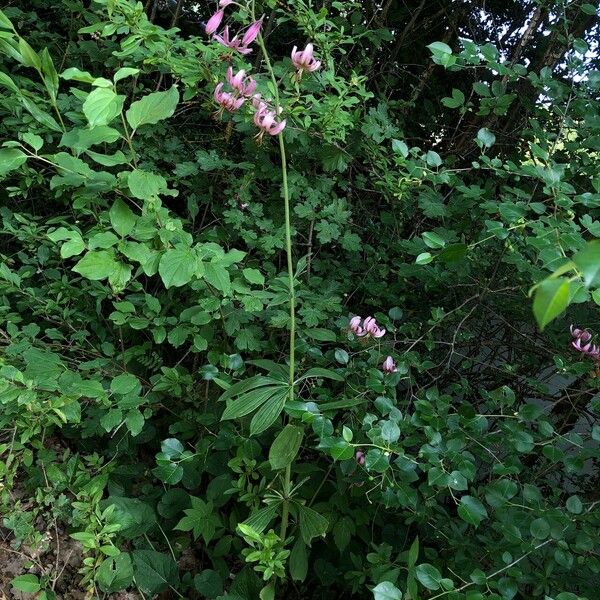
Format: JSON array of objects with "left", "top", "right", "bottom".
[
  {"left": 159, "top": 247, "right": 197, "bottom": 288},
  {"left": 131, "top": 550, "right": 179, "bottom": 596},
  {"left": 298, "top": 504, "right": 328, "bottom": 545}
]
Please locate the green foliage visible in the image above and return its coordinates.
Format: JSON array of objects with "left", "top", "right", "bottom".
[{"left": 0, "top": 0, "right": 598, "bottom": 599}]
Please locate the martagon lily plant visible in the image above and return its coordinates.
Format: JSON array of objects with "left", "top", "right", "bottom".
[{"left": 204, "top": 0, "right": 322, "bottom": 590}]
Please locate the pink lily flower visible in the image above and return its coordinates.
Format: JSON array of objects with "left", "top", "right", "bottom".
[
  {"left": 570, "top": 325, "right": 592, "bottom": 343},
  {"left": 219, "top": 0, "right": 234, "bottom": 6},
  {"left": 226, "top": 67, "right": 257, "bottom": 97},
  {"left": 570, "top": 325, "right": 600, "bottom": 360},
  {"left": 291, "top": 43, "right": 321, "bottom": 72},
  {"left": 363, "top": 316, "right": 386, "bottom": 338},
  {"left": 214, "top": 26, "right": 253, "bottom": 55},
  {"left": 355, "top": 449, "right": 365, "bottom": 467},
  {"left": 349, "top": 316, "right": 364, "bottom": 336},
  {"left": 205, "top": 9, "right": 225, "bottom": 35},
  {"left": 253, "top": 104, "right": 286, "bottom": 137},
  {"left": 382, "top": 356, "right": 398, "bottom": 374},
  {"left": 214, "top": 82, "right": 245, "bottom": 112},
  {"left": 242, "top": 17, "right": 263, "bottom": 47}
]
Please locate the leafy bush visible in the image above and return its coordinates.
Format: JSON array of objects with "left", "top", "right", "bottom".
[{"left": 0, "top": 1, "right": 598, "bottom": 599}]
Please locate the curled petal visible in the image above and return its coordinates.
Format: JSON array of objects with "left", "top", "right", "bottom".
[{"left": 371, "top": 327, "right": 386, "bottom": 338}]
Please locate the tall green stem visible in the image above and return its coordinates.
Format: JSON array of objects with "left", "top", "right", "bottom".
[{"left": 255, "top": 16, "right": 296, "bottom": 544}]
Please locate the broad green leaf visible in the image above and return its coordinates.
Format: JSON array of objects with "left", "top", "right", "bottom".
[
  {"left": 126, "top": 86, "right": 179, "bottom": 131},
  {"left": 110, "top": 373, "right": 140, "bottom": 395},
  {"left": 40, "top": 47, "right": 59, "bottom": 100},
  {"left": 477, "top": 127, "right": 496, "bottom": 148},
  {"left": 242, "top": 267, "right": 265, "bottom": 285},
  {"left": 60, "top": 126, "right": 121, "bottom": 155},
  {"left": 0, "top": 148, "right": 27, "bottom": 175},
  {"left": 373, "top": 581, "right": 403, "bottom": 600},
  {"left": 219, "top": 375, "right": 282, "bottom": 403},
  {"left": 102, "top": 496, "right": 155, "bottom": 538},
  {"left": 131, "top": 550, "right": 179, "bottom": 596},
  {"left": 159, "top": 247, "right": 197, "bottom": 288},
  {"left": 458, "top": 496, "right": 488, "bottom": 527},
  {"left": 127, "top": 169, "right": 167, "bottom": 199},
  {"left": 0, "top": 9, "right": 14, "bottom": 29},
  {"left": 408, "top": 536, "right": 419, "bottom": 568},
  {"left": 415, "top": 563, "right": 443, "bottom": 590},
  {"left": 97, "top": 554, "right": 133, "bottom": 593},
  {"left": 530, "top": 517, "right": 550, "bottom": 539},
  {"left": 566, "top": 495, "right": 583, "bottom": 514},
  {"left": 221, "top": 384, "right": 283, "bottom": 421},
  {"left": 289, "top": 538, "right": 308, "bottom": 582},
  {"left": 11, "top": 574, "right": 41, "bottom": 593},
  {"left": 427, "top": 41, "right": 452, "bottom": 55},
  {"left": 296, "top": 367, "right": 344, "bottom": 382},
  {"left": 298, "top": 504, "right": 328, "bottom": 545},
  {"left": 423, "top": 231, "right": 445, "bottom": 249},
  {"left": 269, "top": 424, "right": 303, "bottom": 470},
  {"left": 241, "top": 504, "right": 279, "bottom": 533},
  {"left": 61, "top": 66, "right": 95, "bottom": 83},
  {"left": 532, "top": 277, "right": 570, "bottom": 330},
  {"left": 18, "top": 37, "right": 41, "bottom": 69},
  {"left": 114, "top": 67, "right": 140, "bottom": 83},
  {"left": 249, "top": 389, "right": 287, "bottom": 436},
  {"left": 193, "top": 569, "right": 223, "bottom": 599},
  {"left": 83, "top": 87, "right": 125, "bottom": 127},
  {"left": 174, "top": 497, "right": 219, "bottom": 543},
  {"left": 573, "top": 241, "right": 600, "bottom": 287},
  {"left": 204, "top": 262, "right": 231, "bottom": 295},
  {"left": 109, "top": 199, "right": 136, "bottom": 237},
  {"left": 416, "top": 252, "right": 433, "bottom": 265},
  {"left": 72, "top": 250, "right": 119, "bottom": 280}
]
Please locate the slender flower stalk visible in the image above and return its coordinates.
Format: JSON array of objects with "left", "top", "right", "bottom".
[{"left": 251, "top": 2, "right": 295, "bottom": 549}]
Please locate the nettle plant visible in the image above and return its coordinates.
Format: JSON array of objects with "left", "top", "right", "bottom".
[{"left": 0, "top": 1, "right": 599, "bottom": 600}]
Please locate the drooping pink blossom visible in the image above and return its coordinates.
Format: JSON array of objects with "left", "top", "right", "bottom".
[
  {"left": 382, "top": 356, "right": 398, "bottom": 374},
  {"left": 363, "top": 316, "right": 386, "bottom": 338},
  {"left": 570, "top": 325, "right": 592, "bottom": 343},
  {"left": 226, "top": 67, "right": 257, "bottom": 97},
  {"left": 253, "top": 104, "right": 286, "bottom": 137},
  {"left": 213, "top": 26, "right": 253, "bottom": 55},
  {"left": 205, "top": 9, "right": 225, "bottom": 35},
  {"left": 219, "top": 0, "right": 234, "bottom": 6},
  {"left": 349, "top": 316, "right": 364, "bottom": 336},
  {"left": 570, "top": 325, "right": 600, "bottom": 360},
  {"left": 348, "top": 315, "right": 386, "bottom": 339},
  {"left": 214, "top": 82, "right": 245, "bottom": 112},
  {"left": 242, "top": 17, "right": 263, "bottom": 47},
  {"left": 355, "top": 449, "right": 365, "bottom": 467},
  {"left": 291, "top": 43, "right": 321, "bottom": 72}
]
